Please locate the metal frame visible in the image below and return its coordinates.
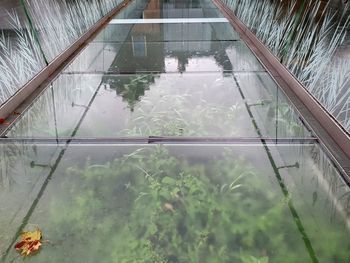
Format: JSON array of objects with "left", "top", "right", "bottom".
[
  {"left": 0, "top": 137, "right": 318, "bottom": 145},
  {"left": 212, "top": 0, "right": 350, "bottom": 175}
]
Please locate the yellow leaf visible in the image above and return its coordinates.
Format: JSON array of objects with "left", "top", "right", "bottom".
[{"left": 15, "top": 229, "right": 42, "bottom": 256}]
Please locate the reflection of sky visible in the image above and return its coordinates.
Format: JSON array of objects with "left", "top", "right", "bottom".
[
  {"left": 164, "top": 57, "right": 178, "bottom": 72},
  {"left": 164, "top": 56, "right": 224, "bottom": 72},
  {"left": 185, "top": 57, "right": 221, "bottom": 72}
]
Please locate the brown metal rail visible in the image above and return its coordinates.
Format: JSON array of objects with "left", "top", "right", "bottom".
[
  {"left": 0, "top": 0, "right": 132, "bottom": 127},
  {"left": 212, "top": 0, "right": 350, "bottom": 172}
]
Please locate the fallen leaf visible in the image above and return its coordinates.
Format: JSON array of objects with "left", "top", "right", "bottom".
[{"left": 15, "top": 229, "right": 42, "bottom": 256}]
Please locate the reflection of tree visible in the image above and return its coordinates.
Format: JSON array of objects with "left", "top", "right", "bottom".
[
  {"left": 169, "top": 41, "right": 233, "bottom": 72},
  {"left": 0, "top": 143, "right": 42, "bottom": 191},
  {"left": 103, "top": 74, "right": 156, "bottom": 111},
  {"left": 176, "top": 53, "right": 189, "bottom": 72},
  {"left": 213, "top": 42, "right": 233, "bottom": 71}
]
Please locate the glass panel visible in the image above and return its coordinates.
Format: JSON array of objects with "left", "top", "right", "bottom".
[
  {"left": 160, "top": 0, "right": 219, "bottom": 9},
  {"left": 6, "top": 72, "right": 311, "bottom": 138},
  {"left": 94, "top": 23, "right": 240, "bottom": 42},
  {"left": 112, "top": 0, "right": 149, "bottom": 19},
  {"left": 0, "top": 143, "right": 349, "bottom": 262},
  {"left": 65, "top": 40, "right": 264, "bottom": 73},
  {"left": 6, "top": 74, "right": 99, "bottom": 138},
  {"left": 160, "top": 8, "right": 224, "bottom": 18},
  {"left": 234, "top": 72, "right": 310, "bottom": 138},
  {"left": 0, "top": 143, "right": 60, "bottom": 257},
  {"left": 114, "top": 0, "right": 222, "bottom": 19}
]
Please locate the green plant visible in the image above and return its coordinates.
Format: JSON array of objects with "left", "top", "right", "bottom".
[
  {"left": 0, "top": 0, "right": 126, "bottom": 106},
  {"left": 0, "top": 13, "right": 46, "bottom": 105},
  {"left": 121, "top": 87, "right": 243, "bottom": 137},
  {"left": 9, "top": 146, "right": 348, "bottom": 263}
]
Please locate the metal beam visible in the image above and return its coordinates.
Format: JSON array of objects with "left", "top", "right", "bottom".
[{"left": 0, "top": 136, "right": 318, "bottom": 145}]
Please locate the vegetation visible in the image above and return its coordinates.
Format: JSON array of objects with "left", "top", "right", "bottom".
[
  {"left": 222, "top": 0, "right": 350, "bottom": 132},
  {"left": 0, "top": 0, "right": 125, "bottom": 106},
  {"left": 122, "top": 89, "right": 243, "bottom": 136},
  {"left": 0, "top": 13, "right": 45, "bottom": 105},
  {"left": 7, "top": 146, "right": 348, "bottom": 263}
]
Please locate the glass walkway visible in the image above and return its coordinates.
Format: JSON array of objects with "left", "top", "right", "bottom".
[{"left": 0, "top": 0, "right": 349, "bottom": 262}]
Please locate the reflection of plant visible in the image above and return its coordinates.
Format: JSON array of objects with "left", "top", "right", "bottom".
[
  {"left": 26, "top": 146, "right": 350, "bottom": 263},
  {"left": 309, "top": 144, "right": 350, "bottom": 227},
  {"left": 0, "top": 144, "right": 32, "bottom": 190},
  {"left": 269, "top": 102, "right": 308, "bottom": 137},
  {"left": 248, "top": 99, "right": 307, "bottom": 137},
  {"left": 122, "top": 90, "right": 242, "bottom": 136},
  {"left": 7, "top": 74, "right": 97, "bottom": 137}
]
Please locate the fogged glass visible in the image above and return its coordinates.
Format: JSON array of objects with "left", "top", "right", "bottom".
[{"left": 0, "top": 143, "right": 349, "bottom": 262}]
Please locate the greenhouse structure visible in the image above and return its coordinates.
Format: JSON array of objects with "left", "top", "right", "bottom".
[{"left": 0, "top": 0, "right": 350, "bottom": 262}]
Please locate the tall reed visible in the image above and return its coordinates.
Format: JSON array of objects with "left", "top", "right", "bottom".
[
  {"left": 0, "top": 0, "right": 123, "bottom": 107},
  {"left": 0, "top": 12, "right": 45, "bottom": 105},
  {"left": 222, "top": 0, "right": 350, "bottom": 131}
]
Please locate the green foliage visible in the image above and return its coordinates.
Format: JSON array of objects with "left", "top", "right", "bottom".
[
  {"left": 240, "top": 255, "right": 269, "bottom": 263},
  {"left": 26, "top": 146, "right": 350, "bottom": 263},
  {"left": 121, "top": 89, "right": 242, "bottom": 137}
]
